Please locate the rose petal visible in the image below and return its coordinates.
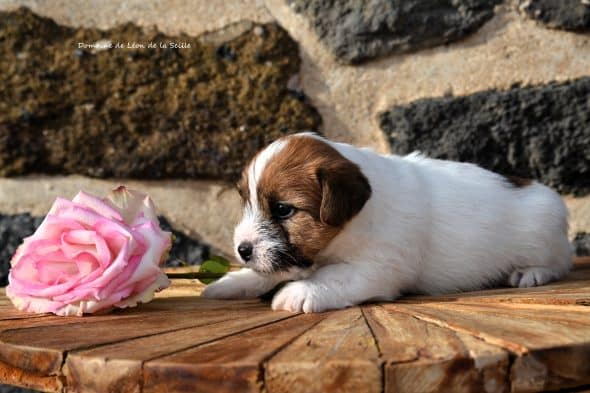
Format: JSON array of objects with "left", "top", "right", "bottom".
[
  {"left": 105, "top": 186, "right": 159, "bottom": 226},
  {"left": 57, "top": 205, "right": 112, "bottom": 228},
  {"left": 61, "top": 230, "right": 111, "bottom": 267},
  {"left": 36, "top": 260, "right": 78, "bottom": 284},
  {"left": 126, "top": 221, "right": 172, "bottom": 284},
  {"left": 72, "top": 191, "right": 124, "bottom": 222},
  {"left": 27, "top": 213, "right": 86, "bottom": 245},
  {"left": 11, "top": 238, "right": 60, "bottom": 269},
  {"left": 10, "top": 254, "right": 42, "bottom": 286},
  {"left": 95, "top": 255, "right": 142, "bottom": 300},
  {"left": 9, "top": 255, "right": 88, "bottom": 298},
  {"left": 79, "top": 240, "right": 131, "bottom": 289},
  {"left": 93, "top": 219, "right": 139, "bottom": 255},
  {"left": 74, "top": 253, "right": 100, "bottom": 276},
  {"left": 115, "top": 272, "right": 170, "bottom": 309},
  {"left": 6, "top": 289, "right": 65, "bottom": 314}
]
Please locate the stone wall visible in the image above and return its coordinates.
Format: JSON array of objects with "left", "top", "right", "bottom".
[
  {"left": 0, "top": 8, "right": 320, "bottom": 180},
  {"left": 0, "top": 0, "right": 589, "bottom": 267}
]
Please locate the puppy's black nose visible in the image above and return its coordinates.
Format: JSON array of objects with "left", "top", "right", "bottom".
[{"left": 237, "top": 242, "right": 253, "bottom": 262}]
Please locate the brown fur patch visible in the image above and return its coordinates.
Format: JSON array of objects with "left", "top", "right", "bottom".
[
  {"left": 255, "top": 135, "right": 371, "bottom": 261},
  {"left": 505, "top": 175, "right": 533, "bottom": 188}
]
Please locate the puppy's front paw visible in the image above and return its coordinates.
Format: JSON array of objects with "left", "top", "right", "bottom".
[
  {"left": 201, "top": 278, "right": 245, "bottom": 299},
  {"left": 202, "top": 271, "right": 262, "bottom": 299},
  {"left": 272, "top": 281, "right": 325, "bottom": 313},
  {"left": 508, "top": 267, "right": 557, "bottom": 288}
]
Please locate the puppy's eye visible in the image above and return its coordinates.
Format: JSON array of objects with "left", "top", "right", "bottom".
[{"left": 271, "top": 202, "right": 295, "bottom": 220}]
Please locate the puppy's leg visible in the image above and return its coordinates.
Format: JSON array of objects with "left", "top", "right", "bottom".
[
  {"left": 202, "top": 268, "right": 281, "bottom": 299},
  {"left": 508, "top": 266, "right": 566, "bottom": 288},
  {"left": 272, "top": 263, "right": 399, "bottom": 313}
]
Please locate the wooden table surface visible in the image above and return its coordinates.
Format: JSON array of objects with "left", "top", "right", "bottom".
[{"left": 1, "top": 258, "right": 590, "bottom": 393}]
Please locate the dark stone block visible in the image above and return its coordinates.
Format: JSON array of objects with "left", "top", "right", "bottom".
[
  {"left": 519, "top": 0, "right": 590, "bottom": 32},
  {"left": 0, "top": 8, "right": 321, "bottom": 181},
  {"left": 0, "top": 213, "right": 43, "bottom": 286},
  {"left": 0, "top": 213, "right": 210, "bottom": 287},
  {"left": 573, "top": 232, "right": 590, "bottom": 256},
  {"left": 287, "top": 0, "right": 501, "bottom": 64},
  {"left": 157, "top": 216, "right": 210, "bottom": 267},
  {"left": 379, "top": 77, "right": 590, "bottom": 196}
]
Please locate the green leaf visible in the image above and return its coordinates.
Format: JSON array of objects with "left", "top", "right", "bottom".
[
  {"left": 207, "top": 255, "right": 231, "bottom": 267},
  {"left": 198, "top": 255, "right": 231, "bottom": 284}
]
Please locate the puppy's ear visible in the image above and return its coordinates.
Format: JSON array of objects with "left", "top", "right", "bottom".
[{"left": 318, "top": 160, "right": 371, "bottom": 227}]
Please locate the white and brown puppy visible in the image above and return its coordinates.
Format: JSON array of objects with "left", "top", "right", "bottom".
[{"left": 203, "top": 132, "right": 572, "bottom": 312}]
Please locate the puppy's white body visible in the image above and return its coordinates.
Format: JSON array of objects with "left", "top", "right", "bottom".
[
  {"left": 320, "top": 140, "right": 571, "bottom": 295},
  {"left": 203, "top": 134, "right": 572, "bottom": 312}
]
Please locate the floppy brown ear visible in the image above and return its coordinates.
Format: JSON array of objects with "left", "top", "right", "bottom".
[{"left": 318, "top": 160, "right": 372, "bottom": 227}]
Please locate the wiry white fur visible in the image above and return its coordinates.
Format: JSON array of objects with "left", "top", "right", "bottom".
[
  {"left": 232, "top": 139, "right": 288, "bottom": 273},
  {"left": 200, "top": 268, "right": 281, "bottom": 299},
  {"left": 204, "top": 134, "right": 573, "bottom": 313}
]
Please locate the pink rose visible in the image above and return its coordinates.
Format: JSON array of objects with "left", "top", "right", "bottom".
[{"left": 6, "top": 187, "right": 172, "bottom": 316}]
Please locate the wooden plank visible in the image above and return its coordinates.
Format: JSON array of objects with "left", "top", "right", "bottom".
[
  {"left": 510, "top": 343, "right": 590, "bottom": 393},
  {"left": 0, "top": 303, "right": 244, "bottom": 332},
  {"left": 0, "top": 283, "right": 273, "bottom": 391},
  {"left": 0, "top": 280, "right": 270, "bottom": 385},
  {"left": 154, "top": 279, "right": 206, "bottom": 297},
  {"left": 0, "top": 311, "right": 52, "bottom": 321},
  {"left": 138, "top": 296, "right": 265, "bottom": 312},
  {"left": 265, "top": 308, "right": 381, "bottom": 393},
  {"left": 0, "top": 359, "right": 62, "bottom": 393},
  {"left": 400, "top": 283, "right": 590, "bottom": 305},
  {"left": 0, "top": 300, "right": 53, "bottom": 321},
  {"left": 143, "top": 313, "right": 324, "bottom": 393},
  {"left": 391, "top": 302, "right": 590, "bottom": 352},
  {"left": 0, "top": 280, "right": 247, "bottom": 319},
  {"left": 0, "top": 298, "right": 264, "bottom": 334},
  {"left": 0, "top": 306, "right": 269, "bottom": 375},
  {"left": 0, "top": 296, "right": 270, "bottom": 324},
  {"left": 389, "top": 302, "right": 590, "bottom": 391},
  {"left": 364, "top": 305, "right": 508, "bottom": 393},
  {"left": 399, "top": 267, "right": 590, "bottom": 306},
  {"left": 574, "top": 256, "right": 590, "bottom": 268},
  {"left": 456, "top": 333, "right": 510, "bottom": 393},
  {"left": 64, "top": 310, "right": 295, "bottom": 393}
]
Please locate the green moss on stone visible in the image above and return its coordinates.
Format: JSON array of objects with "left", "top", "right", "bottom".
[{"left": 0, "top": 8, "right": 321, "bottom": 180}]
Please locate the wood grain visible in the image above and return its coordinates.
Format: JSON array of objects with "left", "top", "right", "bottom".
[
  {"left": 64, "top": 310, "right": 295, "bottom": 393},
  {"left": 390, "top": 302, "right": 590, "bottom": 352},
  {"left": 265, "top": 307, "right": 381, "bottom": 393},
  {"left": 389, "top": 302, "right": 590, "bottom": 391},
  {"left": 143, "top": 313, "right": 324, "bottom": 393},
  {"left": 364, "top": 305, "right": 508, "bottom": 393},
  {"left": 0, "top": 307, "right": 268, "bottom": 375},
  {"left": 510, "top": 343, "right": 590, "bottom": 393},
  {"left": 0, "top": 358, "right": 62, "bottom": 393},
  {"left": 399, "top": 270, "right": 590, "bottom": 306}
]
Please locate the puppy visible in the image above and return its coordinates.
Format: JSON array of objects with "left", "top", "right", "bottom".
[{"left": 202, "top": 132, "right": 572, "bottom": 312}]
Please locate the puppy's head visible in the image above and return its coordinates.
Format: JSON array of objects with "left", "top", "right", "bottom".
[{"left": 233, "top": 134, "right": 371, "bottom": 275}]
